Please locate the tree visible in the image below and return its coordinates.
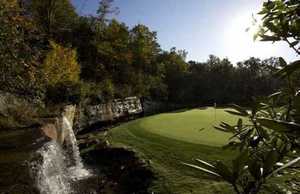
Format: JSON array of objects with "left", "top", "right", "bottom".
[
  {"left": 27, "top": 0, "right": 78, "bottom": 42},
  {"left": 0, "top": 0, "right": 43, "bottom": 95},
  {"left": 128, "top": 24, "right": 162, "bottom": 97},
  {"left": 158, "top": 48, "right": 188, "bottom": 103},
  {"left": 96, "top": 0, "right": 119, "bottom": 24},
  {"left": 42, "top": 41, "right": 80, "bottom": 86},
  {"left": 257, "top": 0, "right": 300, "bottom": 55},
  {"left": 184, "top": 1, "right": 300, "bottom": 193}
]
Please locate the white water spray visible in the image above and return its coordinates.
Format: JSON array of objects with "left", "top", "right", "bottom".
[
  {"left": 32, "top": 116, "right": 91, "bottom": 194},
  {"left": 33, "top": 141, "right": 72, "bottom": 194},
  {"left": 63, "top": 116, "right": 90, "bottom": 180}
]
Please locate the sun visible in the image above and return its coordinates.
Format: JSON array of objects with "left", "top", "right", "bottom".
[{"left": 223, "top": 11, "right": 277, "bottom": 62}]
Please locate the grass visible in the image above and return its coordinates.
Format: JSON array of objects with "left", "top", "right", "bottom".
[
  {"left": 108, "top": 107, "right": 299, "bottom": 193},
  {"left": 139, "top": 107, "right": 240, "bottom": 146},
  {"left": 108, "top": 107, "right": 241, "bottom": 193}
]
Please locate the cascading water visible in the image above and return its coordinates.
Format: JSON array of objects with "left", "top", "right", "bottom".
[
  {"left": 63, "top": 116, "right": 90, "bottom": 180},
  {"left": 31, "top": 116, "right": 91, "bottom": 194},
  {"left": 33, "top": 141, "right": 72, "bottom": 194}
]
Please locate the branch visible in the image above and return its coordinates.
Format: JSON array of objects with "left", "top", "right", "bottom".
[
  {"left": 233, "top": 183, "right": 241, "bottom": 194},
  {"left": 285, "top": 38, "right": 300, "bottom": 55}
]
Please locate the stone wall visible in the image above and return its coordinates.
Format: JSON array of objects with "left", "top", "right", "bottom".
[{"left": 74, "top": 96, "right": 143, "bottom": 132}]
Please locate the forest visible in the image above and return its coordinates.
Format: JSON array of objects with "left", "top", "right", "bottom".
[
  {"left": 0, "top": 0, "right": 300, "bottom": 194},
  {"left": 1, "top": 0, "right": 292, "bottom": 107}
]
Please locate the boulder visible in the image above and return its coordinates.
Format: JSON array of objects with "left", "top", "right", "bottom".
[{"left": 39, "top": 105, "right": 76, "bottom": 145}]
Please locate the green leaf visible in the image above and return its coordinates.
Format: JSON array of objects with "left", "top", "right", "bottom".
[
  {"left": 225, "top": 110, "right": 247, "bottom": 117},
  {"left": 264, "top": 1, "right": 275, "bottom": 10},
  {"left": 248, "top": 159, "right": 262, "bottom": 180},
  {"left": 257, "top": 126, "right": 270, "bottom": 140},
  {"left": 195, "top": 159, "right": 216, "bottom": 170},
  {"left": 290, "top": 41, "right": 299, "bottom": 47},
  {"left": 182, "top": 162, "right": 221, "bottom": 177},
  {"left": 268, "top": 91, "right": 282, "bottom": 99},
  {"left": 215, "top": 121, "right": 235, "bottom": 132},
  {"left": 214, "top": 125, "right": 231, "bottom": 133},
  {"left": 267, "top": 157, "right": 300, "bottom": 178},
  {"left": 293, "top": 95, "right": 300, "bottom": 122},
  {"left": 222, "top": 142, "right": 241, "bottom": 150},
  {"left": 230, "top": 104, "right": 249, "bottom": 116},
  {"left": 263, "top": 150, "right": 280, "bottom": 176},
  {"left": 276, "top": 60, "right": 300, "bottom": 78},
  {"left": 257, "top": 118, "right": 300, "bottom": 133},
  {"left": 260, "top": 35, "right": 281, "bottom": 41},
  {"left": 232, "top": 151, "right": 248, "bottom": 178},
  {"left": 215, "top": 161, "right": 234, "bottom": 183},
  {"left": 237, "top": 118, "right": 243, "bottom": 130},
  {"left": 278, "top": 57, "right": 287, "bottom": 67},
  {"left": 258, "top": 8, "right": 269, "bottom": 15}
]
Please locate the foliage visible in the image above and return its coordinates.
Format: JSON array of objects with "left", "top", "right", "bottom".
[
  {"left": 257, "top": 0, "right": 300, "bottom": 55},
  {"left": 184, "top": 1, "right": 300, "bottom": 193},
  {"left": 84, "top": 147, "right": 155, "bottom": 194},
  {"left": 184, "top": 61, "right": 300, "bottom": 193},
  {"left": 96, "top": 0, "right": 119, "bottom": 24},
  {"left": 0, "top": 98, "right": 39, "bottom": 130},
  {"left": 72, "top": 2, "right": 283, "bottom": 106},
  {"left": 26, "top": 0, "right": 78, "bottom": 42},
  {"left": 158, "top": 48, "right": 188, "bottom": 103},
  {"left": 184, "top": 56, "right": 282, "bottom": 107},
  {"left": 74, "top": 16, "right": 164, "bottom": 99},
  {"left": 0, "top": 0, "right": 289, "bottom": 107},
  {"left": 0, "top": 0, "right": 43, "bottom": 95},
  {"left": 45, "top": 81, "right": 81, "bottom": 104},
  {"left": 42, "top": 41, "right": 80, "bottom": 87},
  {"left": 41, "top": 41, "right": 81, "bottom": 104}
]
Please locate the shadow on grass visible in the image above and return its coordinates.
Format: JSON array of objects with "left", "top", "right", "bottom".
[{"left": 170, "top": 108, "right": 190, "bottom": 113}]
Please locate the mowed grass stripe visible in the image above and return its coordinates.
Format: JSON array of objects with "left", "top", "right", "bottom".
[
  {"left": 109, "top": 117, "right": 236, "bottom": 194},
  {"left": 109, "top": 107, "right": 243, "bottom": 193},
  {"left": 139, "top": 107, "right": 241, "bottom": 147}
]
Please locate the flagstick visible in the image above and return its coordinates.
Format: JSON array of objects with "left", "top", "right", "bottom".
[{"left": 214, "top": 102, "right": 217, "bottom": 122}]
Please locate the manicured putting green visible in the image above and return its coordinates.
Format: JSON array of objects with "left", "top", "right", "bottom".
[
  {"left": 136, "top": 107, "right": 242, "bottom": 146},
  {"left": 109, "top": 107, "right": 243, "bottom": 193}
]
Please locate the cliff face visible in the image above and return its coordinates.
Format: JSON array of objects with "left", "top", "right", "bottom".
[
  {"left": 0, "top": 91, "right": 78, "bottom": 193},
  {"left": 0, "top": 92, "right": 143, "bottom": 193},
  {"left": 40, "top": 105, "right": 76, "bottom": 144},
  {"left": 74, "top": 96, "right": 143, "bottom": 132}
]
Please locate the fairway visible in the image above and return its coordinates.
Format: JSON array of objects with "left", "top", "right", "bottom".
[
  {"left": 108, "top": 107, "right": 290, "bottom": 194},
  {"left": 140, "top": 107, "right": 240, "bottom": 146},
  {"left": 109, "top": 107, "right": 242, "bottom": 193}
]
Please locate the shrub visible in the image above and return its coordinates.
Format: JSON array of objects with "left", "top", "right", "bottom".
[
  {"left": 41, "top": 41, "right": 81, "bottom": 104},
  {"left": 84, "top": 147, "right": 155, "bottom": 194},
  {"left": 0, "top": 101, "right": 39, "bottom": 130},
  {"left": 45, "top": 81, "right": 81, "bottom": 105},
  {"left": 0, "top": 0, "right": 43, "bottom": 96},
  {"left": 42, "top": 41, "right": 80, "bottom": 87}
]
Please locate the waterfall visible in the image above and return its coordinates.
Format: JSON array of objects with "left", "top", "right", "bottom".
[
  {"left": 63, "top": 116, "right": 90, "bottom": 180},
  {"left": 32, "top": 141, "right": 72, "bottom": 194},
  {"left": 31, "top": 116, "right": 91, "bottom": 194}
]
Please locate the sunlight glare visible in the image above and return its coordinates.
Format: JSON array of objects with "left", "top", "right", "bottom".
[{"left": 223, "top": 11, "right": 277, "bottom": 62}]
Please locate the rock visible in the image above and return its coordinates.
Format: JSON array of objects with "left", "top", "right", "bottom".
[
  {"left": 0, "top": 126, "right": 47, "bottom": 194},
  {"left": 83, "top": 147, "right": 155, "bottom": 194},
  {"left": 0, "top": 102, "right": 79, "bottom": 192},
  {"left": 74, "top": 96, "right": 143, "bottom": 133},
  {"left": 39, "top": 104, "right": 76, "bottom": 145},
  {"left": 40, "top": 123, "right": 58, "bottom": 141}
]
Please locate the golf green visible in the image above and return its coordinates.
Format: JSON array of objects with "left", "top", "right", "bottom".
[
  {"left": 138, "top": 107, "right": 241, "bottom": 146},
  {"left": 108, "top": 107, "right": 243, "bottom": 193}
]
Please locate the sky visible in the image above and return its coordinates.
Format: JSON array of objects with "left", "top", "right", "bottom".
[{"left": 71, "top": 0, "right": 298, "bottom": 64}]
